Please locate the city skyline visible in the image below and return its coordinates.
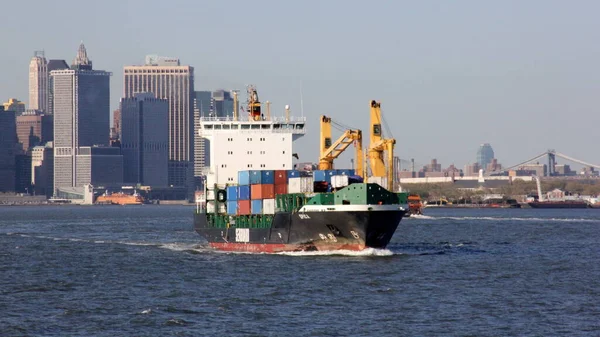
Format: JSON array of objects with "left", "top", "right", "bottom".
[{"left": 1, "top": 0, "right": 600, "bottom": 169}]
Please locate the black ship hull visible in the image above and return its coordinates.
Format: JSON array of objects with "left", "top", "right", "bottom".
[
  {"left": 194, "top": 210, "right": 404, "bottom": 253},
  {"left": 527, "top": 201, "right": 589, "bottom": 209}
]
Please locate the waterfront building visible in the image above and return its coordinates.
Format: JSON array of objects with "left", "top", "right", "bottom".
[
  {"left": 0, "top": 107, "right": 17, "bottom": 192},
  {"left": 16, "top": 110, "right": 53, "bottom": 150},
  {"left": 51, "top": 43, "right": 112, "bottom": 193},
  {"left": 47, "top": 59, "right": 70, "bottom": 115},
  {"left": 476, "top": 143, "right": 494, "bottom": 170},
  {"left": 193, "top": 91, "right": 212, "bottom": 182},
  {"left": 2, "top": 98, "right": 26, "bottom": 114},
  {"left": 120, "top": 93, "right": 169, "bottom": 187},
  {"left": 31, "top": 143, "right": 54, "bottom": 197},
  {"left": 15, "top": 153, "right": 32, "bottom": 193},
  {"left": 123, "top": 56, "right": 195, "bottom": 190},
  {"left": 29, "top": 51, "right": 48, "bottom": 112}
]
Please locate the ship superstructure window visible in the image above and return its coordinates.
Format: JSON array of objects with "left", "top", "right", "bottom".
[
  {"left": 204, "top": 125, "right": 213, "bottom": 129},
  {"left": 261, "top": 125, "right": 270, "bottom": 129},
  {"left": 222, "top": 124, "right": 230, "bottom": 129},
  {"left": 214, "top": 125, "right": 222, "bottom": 129},
  {"left": 251, "top": 125, "right": 260, "bottom": 129},
  {"left": 273, "top": 124, "right": 281, "bottom": 129},
  {"left": 231, "top": 125, "right": 239, "bottom": 129},
  {"left": 241, "top": 124, "right": 250, "bottom": 129},
  {"left": 296, "top": 124, "right": 304, "bottom": 129}
]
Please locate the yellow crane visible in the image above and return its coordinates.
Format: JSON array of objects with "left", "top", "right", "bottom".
[
  {"left": 367, "top": 100, "right": 395, "bottom": 190},
  {"left": 318, "top": 115, "right": 364, "bottom": 178}
]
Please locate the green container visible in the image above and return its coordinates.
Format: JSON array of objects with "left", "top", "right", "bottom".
[
  {"left": 334, "top": 183, "right": 398, "bottom": 205},
  {"left": 307, "top": 193, "right": 335, "bottom": 205}
]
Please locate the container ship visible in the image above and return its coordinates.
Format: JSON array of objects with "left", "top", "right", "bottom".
[
  {"left": 194, "top": 87, "right": 406, "bottom": 252},
  {"left": 96, "top": 191, "right": 145, "bottom": 205}
]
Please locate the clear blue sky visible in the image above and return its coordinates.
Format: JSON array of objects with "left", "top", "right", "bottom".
[{"left": 2, "top": 0, "right": 599, "bottom": 170}]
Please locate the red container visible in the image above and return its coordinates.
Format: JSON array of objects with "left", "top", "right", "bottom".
[
  {"left": 275, "top": 183, "right": 288, "bottom": 195},
  {"left": 274, "top": 170, "right": 288, "bottom": 185},
  {"left": 251, "top": 184, "right": 275, "bottom": 199},
  {"left": 237, "top": 200, "right": 251, "bottom": 215}
]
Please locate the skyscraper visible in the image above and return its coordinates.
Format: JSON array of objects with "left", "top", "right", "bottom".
[
  {"left": 51, "top": 43, "right": 112, "bottom": 192},
  {"left": 47, "top": 59, "right": 70, "bottom": 115},
  {"left": 29, "top": 51, "right": 48, "bottom": 112},
  {"left": 123, "top": 56, "right": 194, "bottom": 189},
  {"left": 212, "top": 89, "right": 234, "bottom": 118},
  {"left": 476, "top": 143, "right": 495, "bottom": 170},
  {"left": 120, "top": 93, "right": 169, "bottom": 187},
  {"left": 193, "top": 91, "right": 212, "bottom": 180},
  {"left": 0, "top": 107, "right": 17, "bottom": 192},
  {"left": 2, "top": 98, "right": 26, "bottom": 114}
]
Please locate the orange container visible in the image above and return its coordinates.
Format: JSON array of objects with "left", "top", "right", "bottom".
[
  {"left": 237, "top": 200, "right": 251, "bottom": 215},
  {"left": 251, "top": 184, "right": 275, "bottom": 199}
]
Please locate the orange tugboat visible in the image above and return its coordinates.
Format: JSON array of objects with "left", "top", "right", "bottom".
[
  {"left": 406, "top": 194, "right": 423, "bottom": 216},
  {"left": 96, "top": 191, "right": 145, "bottom": 205}
]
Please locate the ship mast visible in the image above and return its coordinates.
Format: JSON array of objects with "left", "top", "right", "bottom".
[{"left": 247, "top": 85, "right": 261, "bottom": 121}]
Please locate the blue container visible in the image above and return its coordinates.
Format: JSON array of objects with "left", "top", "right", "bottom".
[
  {"left": 300, "top": 170, "right": 312, "bottom": 177},
  {"left": 251, "top": 199, "right": 263, "bottom": 214},
  {"left": 249, "top": 170, "right": 262, "bottom": 184},
  {"left": 237, "top": 185, "right": 251, "bottom": 200},
  {"left": 287, "top": 170, "right": 300, "bottom": 179},
  {"left": 313, "top": 170, "right": 327, "bottom": 182},
  {"left": 337, "top": 169, "right": 355, "bottom": 176},
  {"left": 238, "top": 171, "right": 250, "bottom": 185},
  {"left": 226, "top": 186, "right": 238, "bottom": 201},
  {"left": 260, "top": 170, "right": 275, "bottom": 184},
  {"left": 226, "top": 201, "right": 238, "bottom": 215}
]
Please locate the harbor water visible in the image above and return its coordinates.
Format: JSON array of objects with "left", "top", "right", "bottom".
[{"left": 1, "top": 206, "right": 599, "bottom": 336}]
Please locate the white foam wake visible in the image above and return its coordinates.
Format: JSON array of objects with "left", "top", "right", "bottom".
[{"left": 277, "top": 247, "right": 394, "bottom": 257}]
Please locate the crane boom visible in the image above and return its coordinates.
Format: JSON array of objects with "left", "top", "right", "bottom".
[
  {"left": 318, "top": 115, "right": 364, "bottom": 178},
  {"left": 367, "top": 100, "right": 395, "bottom": 190}
]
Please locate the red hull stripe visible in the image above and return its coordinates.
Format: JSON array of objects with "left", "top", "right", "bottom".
[{"left": 209, "top": 242, "right": 365, "bottom": 253}]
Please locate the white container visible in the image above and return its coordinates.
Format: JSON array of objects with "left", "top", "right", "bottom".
[
  {"left": 288, "top": 177, "right": 302, "bottom": 193},
  {"left": 263, "top": 198, "right": 276, "bottom": 214},
  {"left": 367, "top": 176, "right": 388, "bottom": 187},
  {"left": 331, "top": 175, "right": 349, "bottom": 188},
  {"left": 206, "top": 189, "right": 215, "bottom": 201},
  {"left": 300, "top": 177, "right": 314, "bottom": 193},
  {"left": 206, "top": 201, "right": 226, "bottom": 213}
]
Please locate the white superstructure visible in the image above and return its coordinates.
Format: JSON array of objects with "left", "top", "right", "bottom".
[{"left": 199, "top": 115, "right": 306, "bottom": 186}]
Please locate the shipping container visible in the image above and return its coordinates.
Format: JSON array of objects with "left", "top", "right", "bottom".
[
  {"left": 226, "top": 200, "right": 238, "bottom": 215},
  {"left": 313, "top": 170, "right": 327, "bottom": 182},
  {"left": 260, "top": 170, "right": 275, "bottom": 184},
  {"left": 206, "top": 174, "right": 217, "bottom": 188},
  {"left": 251, "top": 184, "right": 275, "bottom": 200},
  {"left": 237, "top": 200, "right": 251, "bottom": 215},
  {"left": 367, "top": 176, "right": 388, "bottom": 188},
  {"left": 274, "top": 170, "right": 288, "bottom": 185},
  {"left": 251, "top": 199, "right": 263, "bottom": 214},
  {"left": 263, "top": 198, "right": 276, "bottom": 214},
  {"left": 206, "top": 189, "right": 215, "bottom": 200},
  {"left": 226, "top": 186, "right": 238, "bottom": 201},
  {"left": 331, "top": 175, "right": 349, "bottom": 188},
  {"left": 238, "top": 171, "right": 250, "bottom": 185},
  {"left": 237, "top": 185, "right": 251, "bottom": 200},
  {"left": 307, "top": 193, "right": 335, "bottom": 205},
  {"left": 249, "top": 170, "right": 262, "bottom": 184},
  {"left": 288, "top": 177, "right": 314, "bottom": 193},
  {"left": 207, "top": 201, "right": 226, "bottom": 213},
  {"left": 286, "top": 170, "right": 300, "bottom": 179},
  {"left": 336, "top": 169, "right": 355, "bottom": 176},
  {"left": 274, "top": 183, "right": 288, "bottom": 195}
]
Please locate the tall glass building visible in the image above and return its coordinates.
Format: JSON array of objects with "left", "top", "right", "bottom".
[{"left": 476, "top": 143, "right": 495, "bottom": 170}]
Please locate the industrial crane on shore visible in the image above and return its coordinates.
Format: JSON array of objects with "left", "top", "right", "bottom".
[{"left": 318, "top": 115, "right": 364, "bottom": 178}]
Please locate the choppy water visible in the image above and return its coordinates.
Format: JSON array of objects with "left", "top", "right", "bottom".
[{"left": 1, "top": 206, "right": 599, "bottom": 336}]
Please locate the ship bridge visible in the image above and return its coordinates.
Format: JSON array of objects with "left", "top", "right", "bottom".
[
  {"left": 199, "top": 116, "right": 306, "bottom": 138},
  {"left": 198, "top": 116, "right": 306, "bottom": 186}
]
